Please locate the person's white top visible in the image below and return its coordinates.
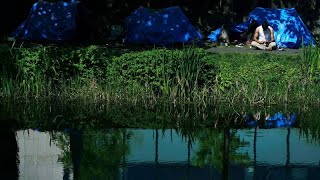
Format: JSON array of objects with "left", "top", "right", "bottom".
[{"left": 257, "top": 25, "right": 273, "bottom": 41}]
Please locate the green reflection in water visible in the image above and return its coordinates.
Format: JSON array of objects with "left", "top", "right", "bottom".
[
  {"left": 53, "top": 129, "right": 132, "bottom": 179},
  {"left": 192, "top": 129, "right": 251, "bottom": 169},
  {"left": 1, "top": 100, "right": 320, "bottom": 143}
]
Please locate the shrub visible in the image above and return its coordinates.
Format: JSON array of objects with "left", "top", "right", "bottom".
[
  {"left": 107, "top": 47, "right": 208, "bottom": 95},
  {"left": 12, "top": 45, "right": 118, "bottom": 82}
]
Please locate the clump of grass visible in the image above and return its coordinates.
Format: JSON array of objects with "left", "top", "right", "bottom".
[
  {"left": 171, "top": 46, "right": 204, "bottom": 97},
  {"left": 303, "top": 45, "right": 320, "bottom": 82}
]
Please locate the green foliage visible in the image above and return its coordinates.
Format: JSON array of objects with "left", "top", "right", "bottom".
[
  {"left": 11, "top": 45, "right": 119, "bottom": 82},
  {"left": 51, "top": 128, "right": 131, "bottom": 179},
  {"left": 303, "top": 46, "right": 320, "bottom": 82},
  {"left": 107, "top": 47, "right": 207, "bottom": 96},
  {"left": 206, "top": 53, "right": 302, "bottom": 91},
  {"left": 201, "top": 53, "right": 311, "bottom": 104},
  {"left": 15, "top": 47, "right": 44, "bottom": 79},
  {"left": 172, "top": 47, "right": 206, "bottom": 95},
  {"left": 108, "top": 49, "right": 170, "bottom": 89},
  {"left": 0, "top": 45, "right": 122, "bottom": 99},
  {"left": 2, "top": 44, "right": 320, "bottom": 104},
  {"left": 79, "top": 129, "right": 130, "bottom": 179},
  {"left": 193, "top": 129, "right": 250, "bottom": 169}
]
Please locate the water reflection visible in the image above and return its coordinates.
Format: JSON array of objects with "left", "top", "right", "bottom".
[{"left": 7, "top": 128, "right": 320, "bottom": 180}]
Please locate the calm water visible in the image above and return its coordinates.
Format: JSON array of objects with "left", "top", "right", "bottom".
[
  {"left": 1, "top": 128, "right": 320, "bottom": 180},
  {"left": 1, "top": 101, "right": 320, "bottom": 179}
]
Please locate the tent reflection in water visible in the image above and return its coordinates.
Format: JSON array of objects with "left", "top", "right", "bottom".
[
  {"left": 209, "top": 7, "right": 316, "bottom": 49},
  {"left": 244, "top": 112, "right": 297, "bottom": 128},
  {"left": 125, "top": 6, "right": 203, "bottom": 46}
]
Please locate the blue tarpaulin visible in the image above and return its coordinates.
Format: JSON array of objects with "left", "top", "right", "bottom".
[
  {"left": 11, "top": 1, "right": 78, "bottom": 41},
  {"left": 208, "top": 27, "right": 222, "bottom": 42},
  {"left": 125, "top": 6, "right": 203, "bottom": 45},
  {"left": 208, "top": 7, "right": 316, "bottom": 48}
]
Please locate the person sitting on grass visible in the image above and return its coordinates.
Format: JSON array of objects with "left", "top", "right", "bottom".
[{"left": 251, "top": 20, "right": 276, "bottom": 50}]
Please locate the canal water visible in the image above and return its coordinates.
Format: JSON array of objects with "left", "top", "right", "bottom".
[
  {"left": 1, "top": 128, "right": 320, "bottom": 180},
  {"left": 1, "top": 102, "right": 320, "bottom": 179}
]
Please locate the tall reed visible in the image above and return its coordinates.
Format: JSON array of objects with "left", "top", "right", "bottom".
[
  {"left": 171, "top": 46, "right": 203, "bottom": 98},
  {"left": 303, "top": 45, "right": 320, "bottom": 82}
]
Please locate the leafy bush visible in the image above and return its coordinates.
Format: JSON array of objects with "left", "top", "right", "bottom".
[
  {"left": 12, "top": 45, "right": 118, "bottom": 82},
  {"left": 107, "top": 47, "right": 208, "bottom": 94}
]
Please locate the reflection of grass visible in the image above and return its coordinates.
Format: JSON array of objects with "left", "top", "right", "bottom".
[
  {"left": 192, "top": 129, "right": 251, "bottom": 169},
  {"left": 2, "top": 94, "right": 320, "bottom": 142},
  {"left": 298, "top": 106, "right": 320, "bottom": 142},
  {"left": 51, "top": 129, "right": 132, "bottom": 179},
  {"left": 79, "top": 129, "right": 131, "bottom": 179},
  {"left": 0, "top": 98, "right": 314, "bottom": 130}
]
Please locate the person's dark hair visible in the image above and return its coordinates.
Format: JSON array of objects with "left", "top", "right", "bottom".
[
  {"left": 249, "top": 20, "right": 258, "bottom": 31},
  {"left": 262, "top": 20, "right": 269, "bottom": 30}
]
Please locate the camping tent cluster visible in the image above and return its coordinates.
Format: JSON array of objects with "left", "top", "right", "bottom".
[{"left": 11, "top": 1, "right": 316, "bottom": 48}]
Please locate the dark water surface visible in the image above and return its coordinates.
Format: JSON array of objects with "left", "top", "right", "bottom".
[
  {"left": 1, "top": 101, "right": 320, "bottom": 179},
  {"left": 1, "top": 128, "right": 320, "bottom": 180}
]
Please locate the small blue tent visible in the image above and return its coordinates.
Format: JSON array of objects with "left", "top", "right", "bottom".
[
  {"left": 11, "top": 1, "right": 78, "bottom": 41},
  {"left": 125, "top": 6, "right": 203, "bottom": 45},
  {"left": 209, "top": 7, "right": 316, "bottom": 48}
]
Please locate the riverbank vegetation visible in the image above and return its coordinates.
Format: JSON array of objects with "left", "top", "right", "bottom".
[
  {"left": 1, "top": 43, "right": 320, "bottom": 137},
  {"left": 1, "top": 44, "right": 320, "bottom": 106}
]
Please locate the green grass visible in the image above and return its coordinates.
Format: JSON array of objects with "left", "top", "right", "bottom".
[{"left": 1, "top": 44, "right": 320, "bottom": 106}]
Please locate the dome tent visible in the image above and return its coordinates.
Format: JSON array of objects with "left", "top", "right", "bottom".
[
  {"left": 125, "top": 6, "right": 203, "bottom": 46},
  {"left": 11, "top": 0, "right": 88, "bottom": 41}
]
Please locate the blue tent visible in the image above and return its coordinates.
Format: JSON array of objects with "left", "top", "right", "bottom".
[
  {"left": 11, "top": 1, "right": 78, "bottom": 41},
  {"left": 209, "top": 7, "right": 316, "bottom": 48},
  {"left": 125, "top": 6, "right": 203, "bottom": 45}
]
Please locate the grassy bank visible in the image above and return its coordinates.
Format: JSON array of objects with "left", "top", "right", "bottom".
[{"left": 1, "top": 44, "right": 320, "bottom": 105}]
